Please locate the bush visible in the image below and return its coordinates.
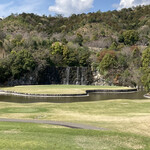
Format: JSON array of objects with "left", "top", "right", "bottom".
[
  {"left": 120, "top": 30, "right": 139, "bottom": 45},
  {"left": 98, "top": 50, "right": 116, "bottom": 62},
  {"left": 99, "top": 53, "right": 117, "bottom": 73},
  {"left": 75, "top": 33, "right": 83, "bottom": 46},
  {"left": 50, "top": 42, "right": 64, "bottom": 55}
]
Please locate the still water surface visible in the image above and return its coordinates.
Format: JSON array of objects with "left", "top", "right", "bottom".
[{"left": 0, "top": 91, "right": 147, "bottom": 103}]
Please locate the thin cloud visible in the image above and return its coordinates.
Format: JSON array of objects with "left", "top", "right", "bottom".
[
  {"left": 49, "top": 0, "right": 94, "bottom": 16},
  {"left": 117, "top": 0, "right": 150, "bottom": 9},
  {"left": 0, "top": 0, "right": 44, "bottom": 17}
]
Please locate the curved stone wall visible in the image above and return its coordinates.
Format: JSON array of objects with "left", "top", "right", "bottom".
[{"left": 0, "top": 88, "right": 137, "bottom": 98}]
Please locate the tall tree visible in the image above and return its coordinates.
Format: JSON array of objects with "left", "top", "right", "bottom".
[{"left": 141, "top": 47, "right": 150, "bottom": 92}]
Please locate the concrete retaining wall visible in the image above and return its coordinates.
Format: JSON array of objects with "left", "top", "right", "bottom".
[{"left": 0, "top": 88, "right": 138, "bottom": 98}]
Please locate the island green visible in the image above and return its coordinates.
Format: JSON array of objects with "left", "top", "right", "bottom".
[{"left": 0, "top": 85, "right": 132, "bottom": 95}]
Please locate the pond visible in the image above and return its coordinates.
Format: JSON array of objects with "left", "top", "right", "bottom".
[{"left": 0, "top": 91, "right": 147, "bottom": 103}]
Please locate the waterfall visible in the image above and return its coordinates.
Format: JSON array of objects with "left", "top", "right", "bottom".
[
  {"left": 66, "top": 67, "right": 70, "bottom": 85},
  {"left": 76, "top": 67, "right": 80, "bottom": 85},
  {"left": 81, "top": 67, "right": 87, "bottom": 85},
  {"left": 81, "top": 67, "right": 84, "bottom": 85}
]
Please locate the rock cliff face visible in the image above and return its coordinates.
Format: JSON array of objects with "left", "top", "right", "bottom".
[
  {"left": 4, "top": 67, "right": 109, "bottom": 86},
  {"left": 38, "top": 67, "right": 93, "bottom": 85},
  {"left": 6, "top": 67, "right": 96, "bottom": 86},
  {"left": 92, "top": 71, "right": 108, "bottom": 86}
]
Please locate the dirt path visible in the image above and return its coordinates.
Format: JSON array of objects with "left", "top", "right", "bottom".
[{"left": 0, "top": 118, "right": 106, "bottom": 130}]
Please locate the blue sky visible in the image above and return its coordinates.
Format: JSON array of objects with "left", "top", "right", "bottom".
[{"left": 0, "top": 0, "right": 150, "bottom": 17}]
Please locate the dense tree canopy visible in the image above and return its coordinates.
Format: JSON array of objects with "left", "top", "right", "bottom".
[
  {"left": 0, "top": 5, "right": 150, "bottom": 87},
  {"left": 11, "top": 50, "right": 36, "bottom": 79}
]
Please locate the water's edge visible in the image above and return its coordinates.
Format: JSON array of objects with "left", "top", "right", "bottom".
[{"left": 0, "top": 88, "right": 137, "bottom": 98}]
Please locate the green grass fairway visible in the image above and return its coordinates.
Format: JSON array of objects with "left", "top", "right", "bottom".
[
  {"left": 0, "top": 85, "right": 131, "bottom": 94},
  {"left": 0, "top": 122, "right": 149, "bottom": 150},
  {"left": 0, "top": 98, "right": 150, "bottom": 149}
]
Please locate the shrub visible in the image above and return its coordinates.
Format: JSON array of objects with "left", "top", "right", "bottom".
[
  {"left": 120, "top": 30, "right": 139, "bottom": 45},
  {"left": 99, "top": 53, "right": 117, "bottom": 73},
  {"left": 98, "top": 50, "right": 116, "bottom": 62}
]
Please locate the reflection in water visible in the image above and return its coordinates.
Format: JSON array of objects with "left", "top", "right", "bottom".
[{"left": 0, "top": 91, "right": 147, "bottom": 103}]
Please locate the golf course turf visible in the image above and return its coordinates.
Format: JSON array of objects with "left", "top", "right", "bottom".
[
  {"left": 0, "top": 85, "right": 149, "bottom": 149},
  {"left": 0, "top": 85, "right": 135, "bottom": 96},
  {"left": 0, "top": 98, "right": 149, "bottom": 149}
]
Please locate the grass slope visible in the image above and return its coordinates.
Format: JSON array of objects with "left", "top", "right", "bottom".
[{"left": 0, "top": 85, "right": 131, "bottom": 94}]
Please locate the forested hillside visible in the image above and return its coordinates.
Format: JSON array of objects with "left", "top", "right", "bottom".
[{"left": 0, "top": 5, "right": 150, "bottom": 91}]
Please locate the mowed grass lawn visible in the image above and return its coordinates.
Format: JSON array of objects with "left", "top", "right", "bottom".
[
  {"left": 0, "top": 98, "right": 150, "bottom": 149},
  {"left": 0, "top": 122, "right": 149, "bottom": 150},
  {"left": 0, "top": 85, "right": 131, "bottom": 94}
]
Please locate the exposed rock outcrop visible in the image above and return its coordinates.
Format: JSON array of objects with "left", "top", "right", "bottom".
[{"left": 5, "top": 67, "right": 95, "bottom": 86}]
